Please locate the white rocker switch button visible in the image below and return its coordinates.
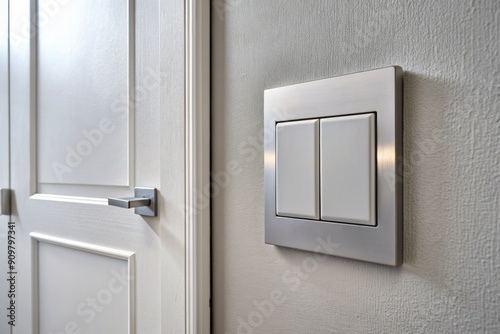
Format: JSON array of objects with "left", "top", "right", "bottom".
[
  {"left": 320, "top": 114, "right": 376, "bottom": 226},
  {"left": 276, "top": 119, "right": 319, "bottom": 220}
]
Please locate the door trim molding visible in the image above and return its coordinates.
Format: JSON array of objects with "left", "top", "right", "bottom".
[{"left": 185, "top": 0, "right": 211, "bottom": 333}]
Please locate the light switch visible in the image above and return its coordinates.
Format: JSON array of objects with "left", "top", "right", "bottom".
[
  {"left": 265, "top": 66, "right": 403, "bottom": 266},
  {"left": 276, "top": 119, "right": 319, "bottom": 220},
  {"left": 320, "top": 113, "right": 376, "bottom": 225}
]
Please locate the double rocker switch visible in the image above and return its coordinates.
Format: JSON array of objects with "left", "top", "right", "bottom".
[
  {"left": 266, "top": 67, "right": 402, "bottom": 266},
  {"left": 276, "top": 113, "right": 376, "bottom": 226}
]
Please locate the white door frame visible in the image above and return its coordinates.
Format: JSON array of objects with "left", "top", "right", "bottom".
[
  {"left": 183, "top": 0, "right": 211, "bottom": 332},
  {"left": 162, "top": 0, "right": 211, "bottom": 333},
  {"left": 158, "top": 0, "right": 211, "bottom": 332},
  {"left": 184, "top": 0, "right": 211, "bottom": 333}
]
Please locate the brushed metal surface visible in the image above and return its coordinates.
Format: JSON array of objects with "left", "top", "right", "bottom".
[
  {"left": 108, "top": 187, "right": 157, "bottom": 217},
  {"left": 108, "top": 197, "right": 151, "bottom": 209},
  {"left": 134, "top": 187, "right": 157, "bottom": 217},
  {"left": 264, "top": 66, "right": 403, "bottom": 266},
  {"left": 0, "top": 188, "right": 10, "bottom": 215}
]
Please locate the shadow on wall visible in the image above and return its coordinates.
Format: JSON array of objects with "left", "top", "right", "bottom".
[{"left": 401, "top": 71, "right": 450, "bottom": 284}]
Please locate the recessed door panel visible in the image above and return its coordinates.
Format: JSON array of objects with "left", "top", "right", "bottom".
[
  {"left": 37, "top": 0, "right": 131, "bottom": 189},
  {"left": 37, "top": 240, "right": 131, "bottom": 334}
]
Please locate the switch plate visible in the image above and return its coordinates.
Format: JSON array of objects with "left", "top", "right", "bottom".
[
  {"left": 320, "top": 114, "right": 376, "bottom": 226},
  {"left": 276, "top": 119, "right": 319, "bottom": 220},
  {"left": 264, "top": 66, "right": 403, "bottom": 266}
]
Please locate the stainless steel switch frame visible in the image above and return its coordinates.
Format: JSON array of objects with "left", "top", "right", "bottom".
[{"left": 264, "top": 66, "right": 403, "bottom": 266}]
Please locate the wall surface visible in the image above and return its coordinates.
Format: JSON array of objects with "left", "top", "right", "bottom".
[{"left": 211, "top": 0, "right": 500, "bottom": 333}]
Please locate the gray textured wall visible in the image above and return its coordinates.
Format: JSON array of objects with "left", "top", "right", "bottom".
[{"left": 211, "top": 0, "right": 500, "bottom": 333}]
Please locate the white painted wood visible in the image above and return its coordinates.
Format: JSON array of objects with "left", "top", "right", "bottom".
[
  {"left": 9, "top": 1, "right": 211, "bottom": 334},
  {"left": 31, "top": 233, "right": 135, "bottom": 334},
  {"left": 10, "top": 1, "right": 158, "bottom": 332},
  {"left": 37, "top": 0, "right": 130, "bottom": 187},
  {"left": 30, "top": 233, "right": 136, "bottom": 260},
  {"left": 0, "top": 0, "right": 10, "bottom": 333},
  {"left": 185, "top": 0, "right": 211, "bottom": 332},
  {"left": 158, "top": 0, "right": 186, "bottom": 331}
]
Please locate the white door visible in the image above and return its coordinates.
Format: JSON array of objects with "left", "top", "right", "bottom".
[{"left": 6, "top": 0, "right": 210, "bottom": 333}]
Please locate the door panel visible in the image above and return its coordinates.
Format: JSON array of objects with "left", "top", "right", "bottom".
[
  {"left": 37, "top": 0, "right": 131, "bottom": 188},
  {"left": 35, "top": 235, "right": 132, "bottom": 334}
]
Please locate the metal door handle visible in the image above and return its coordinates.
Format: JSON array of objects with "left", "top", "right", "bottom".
[
  {"left": 0, "top": 189, "right": 11, "bottom": 215},
  {"left": 108, "top": 187, "right": 157, "bottom": 217},
  {"left": 108, "top": 197, "right": 151, "bottom": 208}
]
